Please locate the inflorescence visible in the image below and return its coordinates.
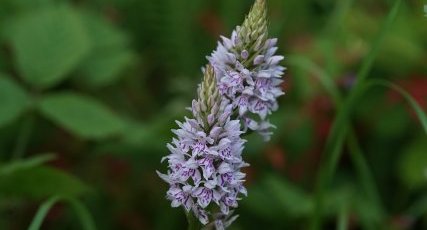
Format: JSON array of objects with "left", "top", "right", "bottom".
[{"left": 158, "top": 0, "right": 285, "bottom": 228}]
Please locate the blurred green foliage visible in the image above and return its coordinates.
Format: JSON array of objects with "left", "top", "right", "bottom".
[{"left": 0, "top": 0, "right": 426, "bottom": 229}]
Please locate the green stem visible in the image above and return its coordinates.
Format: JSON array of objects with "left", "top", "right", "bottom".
[
  {"left": 337, "top": 205, "right": 348, "bottom": 230},
  {"left": 348, "top": 129, "right": 384, "bottom": 229},
  {"left": 347, "top": 130, "right": 382, "bottom": 211},
  {"left": 185, "top": 210, "right": 202, "bottom": 230},
  {"left": 12, "top": 114, "right": 35, "bottom": 160}
]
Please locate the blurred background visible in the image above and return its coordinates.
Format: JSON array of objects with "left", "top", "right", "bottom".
[{"left": 0, "top": 0, "right": 426, "bottom": 229}]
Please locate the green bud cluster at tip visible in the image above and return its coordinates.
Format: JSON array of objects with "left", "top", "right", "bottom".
[
  {"left": 239, "top": 0, "right": 268, "bottom": 44},
  {"left": 197, "top": 65, "right": 221, "bottom": 118},
  {"left": 238, "top": 0, "right": 268, "bottom": 65}
]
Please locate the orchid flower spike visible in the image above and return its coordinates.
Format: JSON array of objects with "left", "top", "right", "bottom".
[
  {"left": 208, "top": 0, "right": 286, "bottom": 141},
  {"left": 158, "top": 65, "right": 248, "bottom": 227}
]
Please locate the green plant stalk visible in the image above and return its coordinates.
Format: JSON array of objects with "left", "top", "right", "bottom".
[
  {"left": 12, "top": 114, "right": 35, "bottom": 160},
  {"left": 185, "top": 210, "right": 203, "bottom": 230},
  {"left": 321, "top": 0, "right": 354, "bottom": 81},
  {"left": 347, "top": 130, "right": 382, "bottom": 211},
  {"left": 310, "top": 1, "right": 401, "bottom": 228},
  {"left": 347, "top": 130, "right": 384, "bottom": 230},
  {"left": 290, "top": 56, "right": 384, "bottom": 228},
  {"left": 28, "top": 196, "right": 96, "bottom": 230},
  {"left": 337, "top": 205, "right": 348, "bottom": 230}
]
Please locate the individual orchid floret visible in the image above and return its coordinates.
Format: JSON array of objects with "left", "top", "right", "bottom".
[
  {"left": 158, "top": 65, "right": 248, "bottom": 227},
  {"left": 208, "top": 0, "right": 285, "bottom": 141}
]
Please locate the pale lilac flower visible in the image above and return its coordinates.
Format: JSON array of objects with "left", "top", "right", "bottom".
[
  {"left": 208, "top": 0, "right": 285, "bottom": 141},
  {"left": 213, "top": 211, "right": 240, "bottom": 230},
  {"left": 159, "top": 1, "right": 283, "bottom": 228},
  {"left": 158, "top": 66, "right": 248, "bottom": 226}
]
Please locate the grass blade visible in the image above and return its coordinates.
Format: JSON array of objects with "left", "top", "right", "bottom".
[
  {"left": 67, "top": 197, "right": 97, "bottom": 230},
  {"left": 290, "top": 56, "right": 385, "bottom": 228},
  {"left": 28, "top": 196, "right": 96, "bottom": 230},
  {"left": 28, "top": 196, "right": 61, "bottom": 230},
  {"left": 365, "top": 79, "right": 427, "bottom": 134},
  {"left": 352, "top": 0, "right": 402, "bottom": 90},
  {"left": 311, "top": 1, "right": 402, "bottom": 229},
  {"left": 288, "top": 55, "right": 341, "bottom": 105},
  {"left": 347, "top": 130, "right": 384, "bottom": 220}
]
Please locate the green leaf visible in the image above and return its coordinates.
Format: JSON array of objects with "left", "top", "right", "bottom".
[
  {"left": 0, "top": 153, "right": 55, "bottom": 175},
  {"left": 0, "top": 166, "right": 89, "bottom": 199},
  {"left": 398, "top": 138, "right": 427, "bottom": 188},
  {"left": 116, "top": 100, "right": 188, "bottom": 153},
  {"left": 120, "top": 120, "right": 166, "bottom": 152},
  {"left": 1, "top": 0, "right": 53, "bottom": 11},
  {"left": 0, "top": 75, "right": 30, "bottom": 127},
  {"left": 79, "top": 51, "right": 134, "bottom": 87},
  {"left": 352, "top": 191, "right": 384, "bottom": 226},
  {"left": 264, "top": 175, "right": 313, "bottom": 217},
  {"left": 243, "top": 175, "right": 313, "bottom": 219},
  {"left": 38, "top": 93, "right": 125, "bottom": 139},
  {"left": 78, "top": 12, "right": 135, "bottom": 87},
  {"left": 28, "top": 196, "right": 96, "bottom": 230},
  {"left": 0, "top": 0, "right": 53, "bottom": 21},
  {"left": 243, "top": 184, "right": 285, "bottom": 221},
  {"left": 6, "top": 5, "right": 90, "bottom": 88}
]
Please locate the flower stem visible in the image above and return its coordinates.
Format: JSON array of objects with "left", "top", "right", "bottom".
[
  {"left": 337, "top": 205, "right": 348, "bottom": 230},
  {"left": 185, "top": 211, "right": 202, "bottom": 230}
]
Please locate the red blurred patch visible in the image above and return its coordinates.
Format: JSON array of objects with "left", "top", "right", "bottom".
[
  {"left": 288, "top": 34, "right": 314, "bottom": 55},
  {"left": 198, "top": 10, "right": 224, "bottom": 38},
  {"left": 387, "top": 75, "right": 427, "bottom": 124},
  {"left": 103, "top": 5, "right": 121, "bottom": 22},
  {"left": 103, "top": 156, "right": 131, "bottom": 181},
  {"left": 389, "top": 215, "right": 415, "bottom": 230},
  {"left": 101, "top": 156, "right": 131, "bottom": 197},
  {"left": 300, "top": 95, "right": 334, "bottom": 181},
  {"left": 264, "top": 145, "right": 286, "bottom": 171},
  {"left": 388, "top": 76, "right": 427, "bottom": 108},
  {"left": 242, "top": 164, "right": 256, "bottom": 184},
  {"left": 118, "top": 210, "right": 148, "bottom": 230},
  {"left": 44, "top": 203, "right": 65, "bottom": 223},
  {"left": 308, "top": 95, "right": 334, "bottom": 141}
]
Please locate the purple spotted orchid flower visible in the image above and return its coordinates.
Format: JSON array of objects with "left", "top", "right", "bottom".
[
  {"left": 208, "top": 0, "right": 285, "bottom": 141},
  {"left": 159, "top": 0, "right": 284, "bottom": 228},
  {"left": 158, "top": 66, "right": 248, "bottom": 226}
]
